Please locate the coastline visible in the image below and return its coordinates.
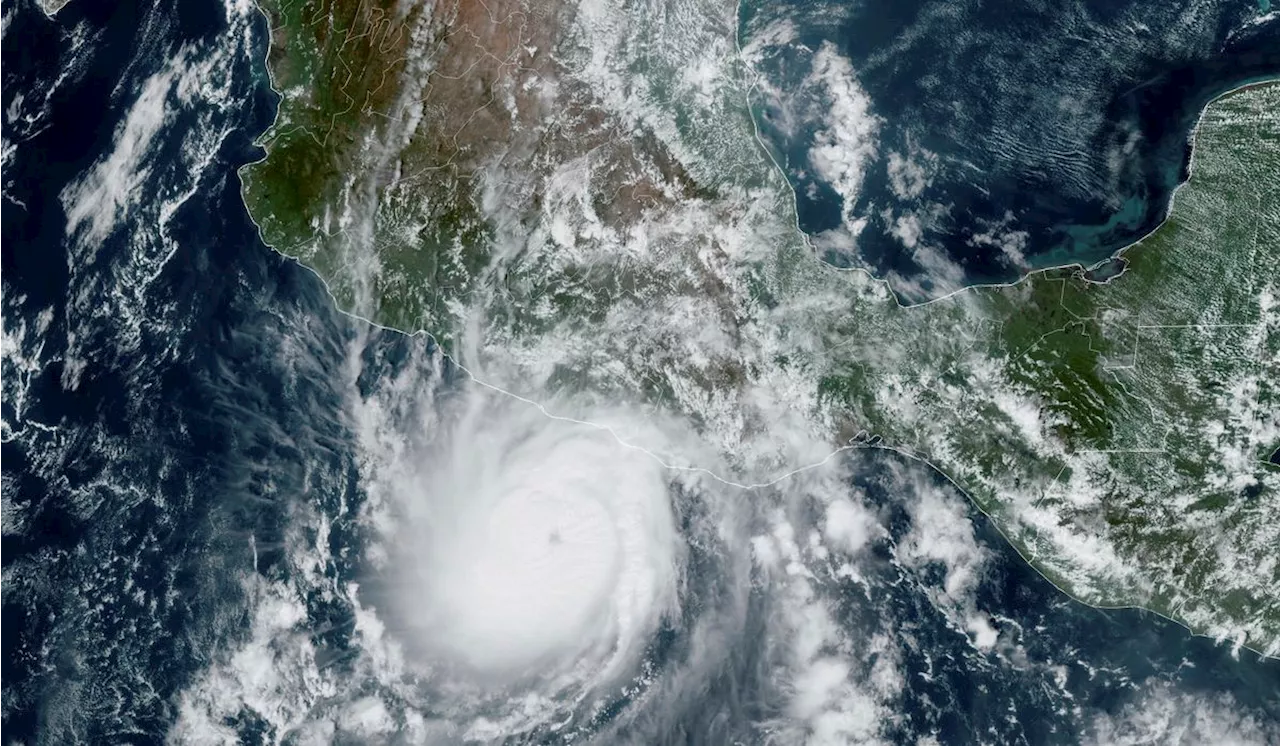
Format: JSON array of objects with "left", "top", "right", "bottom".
[{"left": 233, "top": 0, "right": 1280, "bottom": 659}]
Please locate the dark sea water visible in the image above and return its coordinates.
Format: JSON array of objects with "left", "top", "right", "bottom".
[
  {"left": 741, "top": 0, "right": 1280, "bottom": 300},
  {"left": 2, "top": 0, "right": 363, "bottom": 739},
  {"left": 846, "top": 450, "right": 1280, "bottom": 743},
  {"left": 2, "top": 0, "right": 1278, "bottom": 743}
]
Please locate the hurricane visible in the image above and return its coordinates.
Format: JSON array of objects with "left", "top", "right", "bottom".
[
  {"left": 385, "top": 403, "right": 679, "bottom": 681},
  {"left": 5, "top": 0, "right": 1280, "bottom": 743},
  {"left": 367, "top": 380, "right": 683, "bottom": 691},
  {"left": 339, "top": 343, "right": 756, "bottom": 740}
]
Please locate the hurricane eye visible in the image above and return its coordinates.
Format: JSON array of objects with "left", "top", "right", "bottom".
[{"left": 376, "top": 394, "right": 683, "bottom": 699}]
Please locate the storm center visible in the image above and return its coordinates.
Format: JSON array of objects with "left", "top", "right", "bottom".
[{"left": 433, "top": 487, "right": 623, "bottom": 671}]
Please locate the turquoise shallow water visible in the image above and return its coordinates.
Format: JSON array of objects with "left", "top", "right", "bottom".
[
  {"left": 741, "top": 0, "right": 1280, "bottom": 300},
  {"left": 3, "top": 0, "right": 1279, "bottom": 742}
]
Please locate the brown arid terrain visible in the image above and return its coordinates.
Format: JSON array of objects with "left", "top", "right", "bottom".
[
  {"left": 242, "top": 0, "right": 1280, "bottom": 658},
  {"left": 243, "top": 0, "right": 711, "bottom": 339}
]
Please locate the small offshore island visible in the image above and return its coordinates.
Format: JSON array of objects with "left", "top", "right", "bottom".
[{"left": 241, "top": 0, "right": 1280, "bottom": 657}]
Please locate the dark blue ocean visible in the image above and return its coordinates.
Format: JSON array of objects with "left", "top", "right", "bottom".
[
  {"left": 741, "top": 0, "right": 1280, "bottom": 300},
  {"left": 2, "top": 0, "right": 1278, "bottom": 743}
]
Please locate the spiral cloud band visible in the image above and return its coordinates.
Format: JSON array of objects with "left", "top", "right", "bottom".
[{"left": 383, "top": 389, "right": 683, "bottom": 692}]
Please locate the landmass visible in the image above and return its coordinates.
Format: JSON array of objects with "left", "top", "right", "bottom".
[
  {"left": 241, "top": 0, "right": 1279, "bottom": 654},
  {"left": 241, "top": 0, "right": 709, "bottom": 344}
]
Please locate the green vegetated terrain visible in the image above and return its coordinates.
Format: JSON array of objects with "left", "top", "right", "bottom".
[
  {"left": 242, "top": 0, "right": 498, "bottom": 338},
  {"left": 244, "top": 0, "right": 414, "bottom": 253},
  {"left": 829, "top": 85, "right": 1279, "bottom": 647},
  {"left": 240, "top": 0, "right": 1279, "bottom": 654},
  {"left": 243, "top": 0, "right": 707, "bottom": 343}
]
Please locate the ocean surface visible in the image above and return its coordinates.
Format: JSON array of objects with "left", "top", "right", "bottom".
[
  {"left": 2, "top": 0, "right": 1278, "bottom": 743},
  {"left": 741, "top": 0, "right": 1280, "bottom": 300}
]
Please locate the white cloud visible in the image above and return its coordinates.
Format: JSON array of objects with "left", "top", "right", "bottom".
[
  {"left": 889, "top": 213, "right": 923, "bottom": 250},
  {"left": 824, "top": 497, "right": 878, "bottom": 555},
  {"left": 969, "top": 212, "right": 1031, "bottom": 268},
  {"left": 885, "top": 148, "right": 935, "bottom": 200},
  {"left": 899, "top": 482, "right": 986, "bottom": 602},
  {"left": 1087, "top": 683, "right": 1279, "bottom": 746},
  {"left": 60, "top": 63, "right": 174, "bottom": 252},
  {"left": 892, "top": 465, "right": 1003, "bottom": 651},
  {"left": 804, "top": 43, "right": 879, "bottom": 228}
]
